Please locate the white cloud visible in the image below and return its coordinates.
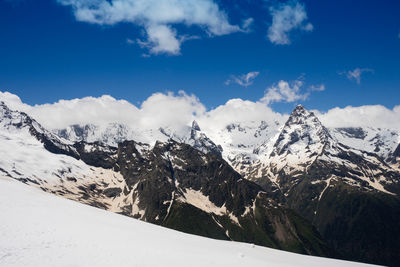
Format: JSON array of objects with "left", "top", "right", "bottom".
[
  {"left": 2, "top": 90, "right": 400, "bottom": 139},
  {"left": 138, "top": 91, "right": 206, "bottom": 129},
  {"left": 309, "top": 84, "right": 325, "bottom": 91},
  {"left": 340, "top": 68, "right": 374, "bottom": 84},
  {"left": 260, "top": 79, "right": 325, "bottom": 105},
  {"left": 267, "top": 1, "right": 313, "bottom": 45},
  {"left": 0, "top": 91, "right": 205, "bottom": 130},
  {"left": 57, "top": 0, "right": 240, "bottom": 55},
  {"left": 260, "top": 79, "right": 308, "bottom": 104},
  {"left": 316, "top": 105, "right": 400, "bottom": 130},
  {"left": 0, "top": 91, "right": 31, "bottom": 111},
  {"left": 225, "top": 71, "right": 260, "bottom": 87},
  {"left": 137, "top": 24, "right": 181, "bottom": 55},
  {"left": 197, "top": 98, "right": 288, "bottom": 139}
]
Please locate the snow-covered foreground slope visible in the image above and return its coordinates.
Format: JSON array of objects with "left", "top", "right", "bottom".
[{"left": 0, "top": 177, "right": 377, "bottom": 267}]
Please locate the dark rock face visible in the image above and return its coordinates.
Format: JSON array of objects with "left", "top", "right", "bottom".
[
  {"left": 109, "top": 139, "right": 331, "bottom": 256},
  {"left": 102, "top": 187, "right": 122, "bottom": 198},
  {"left": 73, "top": 141, "right": 117, "bottom": 169},
  {"left": 277, "top": 159, "right": 400, "bottom": 266},
  {"left": 36, "top": 135, "right": 333, "bottom": 256},
  {"left": 57, "top": 124, "right": 93, "bottom": 140},
  {"left": 386, "top": 143, "right": 400, "bottom": 165},
  {"left": 314, "top": 183, "right": 400, "bottom": 266},
  {"left": 336, "top": 127, "right": 367, "bottom": 139},
  {"left": 394, "top": 143, "right": 400, "bottom": 158}
]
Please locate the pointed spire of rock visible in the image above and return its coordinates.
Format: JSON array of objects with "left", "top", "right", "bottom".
[
  {"left": 190, "top": 120, "right": 201, "bottom": 139},
  {"left": 192, "top": 120, "right": 201, "bottom": 131}
]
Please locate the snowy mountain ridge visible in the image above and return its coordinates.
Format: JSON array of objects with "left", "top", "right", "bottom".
[
  {"left": 1, "top": 101, "right": 400, "bottom": 266},
  {"left": 1, "top": 101, "right": 333, "bottom": 257},
  {"left": 53, "top": 104, "right": 400, "bottom": 173}
]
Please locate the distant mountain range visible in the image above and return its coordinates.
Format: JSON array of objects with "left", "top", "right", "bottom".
[{"left": 1, "top": 100, "right": 399, "bottom": 266}]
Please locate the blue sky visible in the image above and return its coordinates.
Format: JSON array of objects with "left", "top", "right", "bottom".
[{"left": 0, "top": 0, "right": 399, "bottom": 113}]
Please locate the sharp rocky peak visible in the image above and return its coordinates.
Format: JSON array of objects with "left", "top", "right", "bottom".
[
  {"left": 286, "top": 105, "right": 321, "bottom": 127},
  {"left": 272, "top": 105, "right": 333, "bottom": 156},
  {"left": 191, "top": 120, "right": 201, "bottom": 131},
  {"left": 190, "top": 120, "right": 201, "bottom": 139},
  {"left": 188, "top": 120, "right": 222, "bottom": 155}
]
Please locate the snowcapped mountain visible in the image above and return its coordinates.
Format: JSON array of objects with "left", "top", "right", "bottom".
[
  {"left": 56, "top": 120, "right": 222, "bottom": 156},
  {"left": 0, "top": 101, "right": 79, "bottom": 159},
  {"left": 54, "top": 103, "right": 399, "bottom": 175},
  {"left": 0, "top": 101, "right": 124, "bottom": 206},
  {"left": 331, "top": 126, "right": 400, "bottom": 162},
  {"left": 247, "top": 105, "right": 400, "bottom": 195},
  {"left": 238, "top": 105, "right": 400, "bottom": 266},
  {"left": 0, "top": 101, "right": 331, "bottom": 257},
  {"left": 57, "top": 123, "right": 133, "bottom": 147},
  {"left": 1, "top": 100, "right": 400, "bottom": 266}
]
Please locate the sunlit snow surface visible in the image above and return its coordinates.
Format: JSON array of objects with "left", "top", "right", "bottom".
[{"left": 0, "top": 177, "right": 378, "bottom": 267}]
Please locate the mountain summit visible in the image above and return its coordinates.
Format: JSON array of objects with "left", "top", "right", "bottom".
[
  {"left": 188, "top": 120, "right": 222, "bottom": 155},
  {"left": 271, "top": 104, "right": 332, "bottom": 159}
]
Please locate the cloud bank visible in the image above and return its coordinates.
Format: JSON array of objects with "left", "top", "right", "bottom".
[
  {"left": 0, "top": 91, "right": 206, "bottom": 130},
  {"left": 57, "top": 0, "right": 240, "bottom": 55},
  {"left": 316, "top": 105, "right": 400, "bottom": 129},
  {"left": 267, "top": 1, "right": 313, "bottom": 45},
  {"left": 1, "top": 90, "right": 400, "bottom": 136}
]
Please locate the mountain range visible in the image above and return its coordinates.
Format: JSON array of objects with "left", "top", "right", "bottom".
[{"left": 1, "top": 100, "right": 399, "bottom": 266}]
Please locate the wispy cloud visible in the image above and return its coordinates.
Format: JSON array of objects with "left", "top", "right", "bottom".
[
  {"left": 309, "top": 84, "right": 325, "bottom": 91},
  {"left": 225, "top": 71, "right": 260, "bottom": 87},
  {"left": 267, "top": 1, "right": 313, "bottom": 45},
  {"left": 340, "top": 68, "right": 374, "bottom": 84},
  {"left": 241, "top": 18, "right": 254, "bottom": 33},
  {"left": 57, "top": 0, "right": 241, "bottom": 55}
]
